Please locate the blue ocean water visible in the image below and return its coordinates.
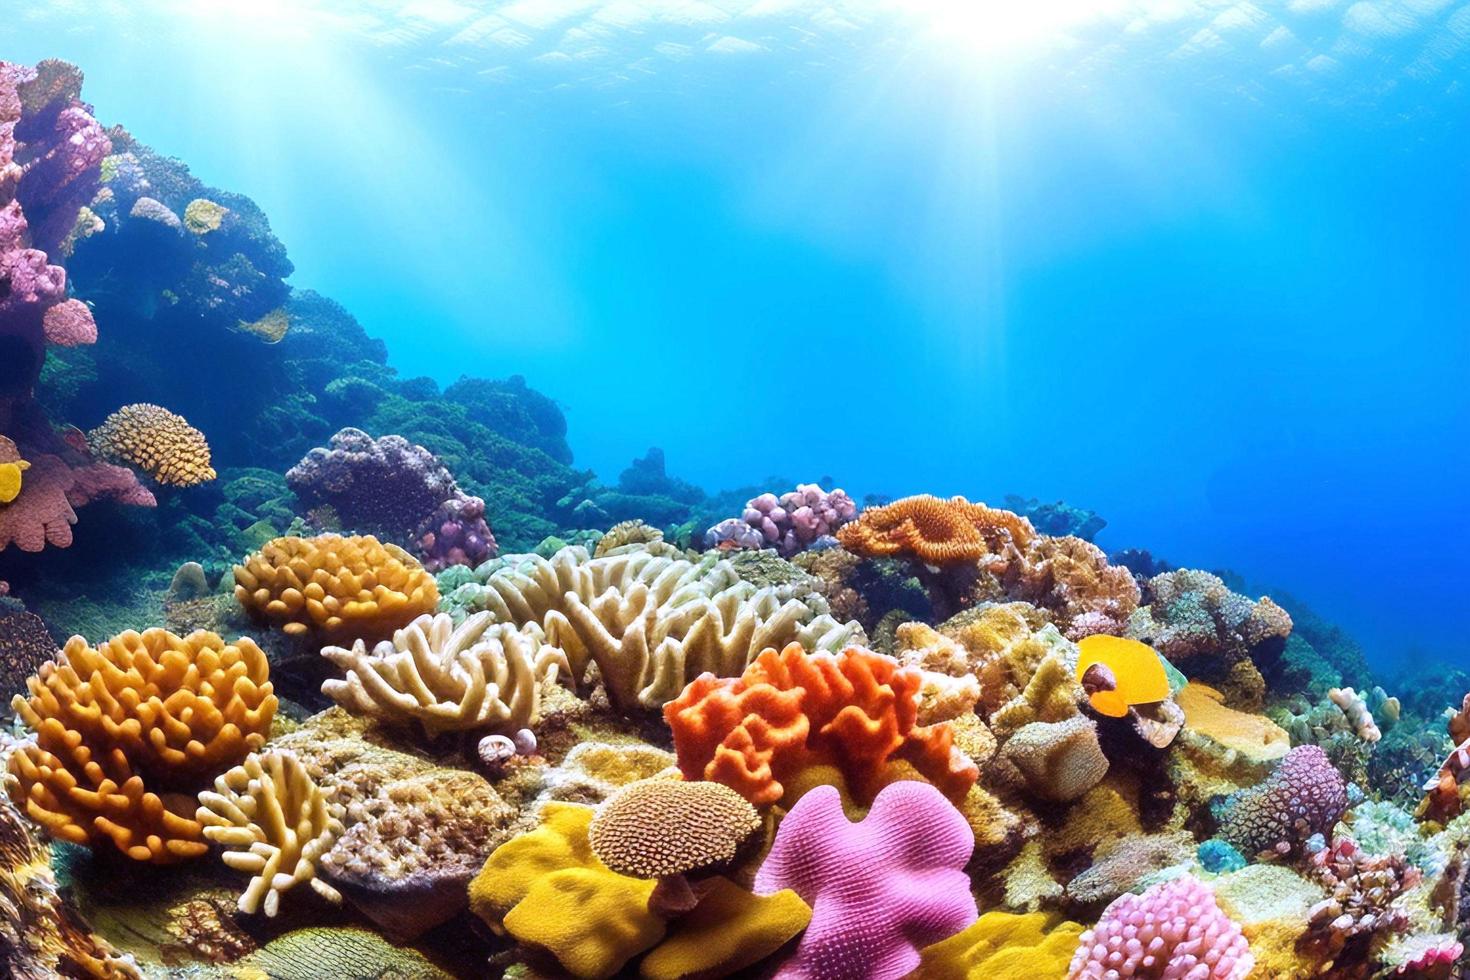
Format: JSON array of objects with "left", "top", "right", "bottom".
[{"left": 4, "top": 1, "right": 1466, "bottom": 671}]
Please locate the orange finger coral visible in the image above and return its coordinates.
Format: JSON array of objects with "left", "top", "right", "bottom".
[
  {"left": 88, "top": 403, "right": 216, "bottom": 487},
  {"left": 664, "top": 643, "right": 977, "bottom": 807},
  {"left": 6, "top": 628, "right": 276, "bottom": 863},
  {"left": 234, "top": 534, "right": 439, "bottom": 645},
  {"left": 836, "top": 495, "right": 1036, "bottom": 568}
]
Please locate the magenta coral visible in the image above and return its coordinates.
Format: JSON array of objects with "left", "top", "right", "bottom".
[
  {"left": 1067, "top": 875, "right": 1253, "bottom": 979},
  {"left": 707, "top": 484, "right": 856, "bottom": 557},
  {"left": 415, "top": 493, "right": 497, "bottom": 573},
  {"left": 752, "top": 781, "right": 976, "bottom": 980},
  {"left": 1218, "top": 744, "right": 1348, "bottom": 859}
]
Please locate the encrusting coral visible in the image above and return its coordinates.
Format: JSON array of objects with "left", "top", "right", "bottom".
[
  {"left": 6, "top": 628, "right": 276, "bottom": 863},
  {"left": 445, "top": 544, "right": 861, "bottom": 711},
  {"left": 195, "top": 749, "right": 346, "bottom": 917},
  {"left": 320, "top": 611, "right": 565, "bottom": 737},
  {"left": 665, "top": 642, "right": 977, "bottom": 807},
  {"left": 88, "top": 402, "right": 216, "bottom": 487},
  {"left": 910, "top": 911, "right": 1085, "bottom": 979},
  {"left": 837, "top": 494, "right": 1037, "bottom": 567},
  {"left": 233, "top": 533, "right": 439, "bottom": 644},
  {"left": 998, "top": 715, "right": 1110, "bottom": 803}
]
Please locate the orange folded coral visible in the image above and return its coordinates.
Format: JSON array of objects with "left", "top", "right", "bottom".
[{"left": 665, "top": 643, "right": 977, "bottom": 807}]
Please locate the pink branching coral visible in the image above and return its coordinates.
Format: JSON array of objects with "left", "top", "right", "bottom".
[
  {"left": 1218, "top": 745, "right": 1348, "bottom": 859},
  {"left": 1304, "top": 836, "right": 1420, "bottom": 960},
  {"left": 753, "top": 781, "right": 977, "bottom": 979},
  {"left": 1067, "top": 875, "right": 1253, "bottom": 979},
  {"left": 707, "top": 484, "right": 856, "bottom": 556}
]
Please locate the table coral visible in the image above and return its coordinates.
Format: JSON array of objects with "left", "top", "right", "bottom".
[
  {"left": 911, "top": 911, "right": 1085, "bottom": 980},
  {"left": 1067, "top": 874, "right": 1254, "bottom": 979},
  {"left": 1218, "top": 745, "right": 1349, "bottom": 860},
  {"left": 588, "top": 778, "right": 761, "bottom": 879},
  {"left": 451, "top": 544, "right": 861, "bottom": 711},
  {"left": 320, "top": 611, "right": 563, "bottom": 737},
  {"left": 837, "top": 494, "right": 1037, "bottom": 567},
  {"left": 320, "top": 769, "right": 517, "bottom": 940},
  {"left": 196, "top": 750, "right": 345, "bottom": 918},
  {"left": 753, "top": 781, "right": 977, "bottom": 980},
  {"left": 470, "top": 802, "right": 665, "bottom": 979},
  {"left": 1177, "top": 682, "right": 1291, "bottom": 766},
  {"left": 88, "top": 403, "right": 216, "bottom": 487},
  {"left": 233, "top": 533, "right": 439, "bottom": 644},
  {"left": 665, "top": 642, "right": 977, "bottom": 807},
  {"left": 12, "top": 628, "right": 276, "bottom": 784}
]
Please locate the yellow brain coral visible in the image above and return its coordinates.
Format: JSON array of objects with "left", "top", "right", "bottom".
[
  {"left": 7, "top": 628, "right": 276, "bottom": 863},
  {"left": 1075, "top": 634, "right": 1170, "bottom": 718},
  {"left": 837, "top": 495, "right": 1037, "bottom": 567},
  {"left": 911, "top": 910, "right": 1084, "bottom": 979},
  {"left": 88, "top": 403, "right": 216, "bottom": 487},
  {"left": 234, "top": 534, "right": 439, "bottom": 644},
  {"left": 0, "top": 435, "right": 29, "bottom": 504}
]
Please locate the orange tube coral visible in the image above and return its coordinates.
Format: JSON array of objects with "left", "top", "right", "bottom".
[{"left": 664, "top": 643, "right": 977, "bottom": 807}]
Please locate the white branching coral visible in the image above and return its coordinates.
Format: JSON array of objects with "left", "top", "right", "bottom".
[
  {"left": 449, "top": 546, "right": 863, "bottom": 711},
  {"left": 320, "top": 612, "right": 567, "bottom": 737},
  {"left": 196, "top": 751, "right": 346, "bottom": 917}
]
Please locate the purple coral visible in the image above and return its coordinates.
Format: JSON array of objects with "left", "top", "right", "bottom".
[
  {"left": 707, "top": 484, "right": 857, "bottom": 558},
  {"left": 1218, "top": 745, "right": 1348, "bottom": 859},
  {"left": 753, "top": 781, "right": 976, "bottom": 979},
  {"left": 1068, "top": 875, "right": 1253, "bottom": 979},
  {"left": 415, "top": 493, "right": 497, "bottom": 573},
  {"left": 287, "top": 428, "right": 494, "bottom": 572}
]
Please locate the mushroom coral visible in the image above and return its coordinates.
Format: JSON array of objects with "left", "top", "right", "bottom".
[
  {"left": 664, "top": 643, "right": 977, "bottom": 807},
  {"left": 234, "top": 533, "right": 439, "bottom": 645},
  {"left": 836, "top": 495, "right": 1036, "bottom": 568}
]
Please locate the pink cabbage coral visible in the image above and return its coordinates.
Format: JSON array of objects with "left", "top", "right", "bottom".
[
  {"left": 1068, "top": 875, "right": 1253, "bottom": 979},
  {"left": 753, "top": 781, "right": 976, "bottom": 979}
]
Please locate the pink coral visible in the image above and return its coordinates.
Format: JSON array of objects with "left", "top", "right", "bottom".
[
  {"left": 0, "top": 455, "right": 155, "bottom": 552},
  {"left": 1218, "top": 745, "right": 1347, "bottom": 859},
  {"left": 40, "top": 297, "right": 96, "bottom": 347},
  {"left": 1067, "top": 875, "right": 1253, "bottom": 979},
  {"left": 752, "top": 781, "right": 976, "bottom": 980},
  {"left": 709, "top": 484, "right": 856, "bottom": 556}
]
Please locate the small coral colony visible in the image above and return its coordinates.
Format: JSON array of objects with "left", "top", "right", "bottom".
[{"left": 1, "top": 59, "right": 1467, "bottom": 980}]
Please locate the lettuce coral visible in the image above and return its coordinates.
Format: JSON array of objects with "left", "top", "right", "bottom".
[
  {"left": 665, "top": 643, "right": 977, "bottom": 807},
  {"left": 753, "top": 781, "right": 977, "bottom": 979}
]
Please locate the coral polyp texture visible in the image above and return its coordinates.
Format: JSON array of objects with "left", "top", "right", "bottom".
[
  {"left": 196, "top": 750, "right": 346, "bottom": 917},
  {"left": 233, "top": 533, "right": 440, "bottom": 643},
  {"left": 88, "top": 402, "right": 216, "bottom": 487},
  {"left": 1067, "top": 875, "right": 1253, "bottom": 979},
  {"left": 836, "top": 494, "right": 1037, "bottom": 567},
  {"left": 752, "top": 781, "right": 978, "bottom": 980},
  {"left": 321, "top": 611, "right": 564, "bottom": 736},
  {"left": 707, "top": 483, "right": 856, "bottom": 556},
  {"left": 1218, "top": 744, "right": 1349, "bottom": 859},
  {"left": 665, "top": 642, "right": 977, "bottom": 807},
  {"left": 6, "top": 628, "right": 276, "bottom": 863}
]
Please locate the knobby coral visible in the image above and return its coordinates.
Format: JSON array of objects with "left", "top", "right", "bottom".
[
  {"left": 1218, "top": 745, "right": 1348, "bottom": 859},
  {"left": 708, "top": 484, "right": 857, "bottom": 556},
  {"left": 753, "top": 781, "right": 977, "bottom": 980},
  {"left": 1068, "top": 875, "right": 1253, "bottom": 979},
  {"left": 7, "top": 628, "right": 275, "bottom": 862},
  {"left": 665, "top": 643, "right": 977, "bottom": 807},
  {"left": 1302, "top": 836, "right": 1420, "bottom": 961},
  {"left": 88, "top": 403, "right": 216, "bottom": 487},
  {"left": 837, "top": 495, "right": 1037, "bottom": 567},
  {"left": 587, "top": 778, "right": 761, "bottom": 879},
  {"left": 234, "top": 533, "right": 439, "bottom": 644},
  {"left": 320, "top": 611, "right": 564, "bottom": 737},
  {"left": 196, "top": 750, "right": 345, "bottom": 917}
]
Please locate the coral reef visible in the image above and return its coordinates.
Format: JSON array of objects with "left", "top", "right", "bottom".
[
  {"left": 665, "top": 642, "right": 977, "bottom": 807},
  {"left": 837, "top": 494, "right": 1036, "bottom": 567},
  {"left": 911, "top": 911, "right": 1085, "bottom": 978},
  {"left": 195, "top": 749, "right": 345, "bottom": 917},
  {"left": 88, "top": 402, "right": 216, "bottom": 487},
  {"left": 233, "top": 533, "right": 439, "bottom": 643},
  {"left": 753, "top": 781, "right": 977, "bottom": 979},
  {"left": 707, "top": 484, "right": 856, "bottom": 556},
  {"left": 1218, "top": 745, "right": 1349, "bottom": 859},
  {"left": 1068, "top": 875, "right": 1253, "bottom": 978}
]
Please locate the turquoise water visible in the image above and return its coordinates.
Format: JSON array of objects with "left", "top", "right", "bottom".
[{"left": 5, "top": 1, "right": 1467, "bottom": 669}]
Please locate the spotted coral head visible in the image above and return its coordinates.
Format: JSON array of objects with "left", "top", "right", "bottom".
[{"left": 1076, "top": 634, "right": 1169, "bottom": 718}]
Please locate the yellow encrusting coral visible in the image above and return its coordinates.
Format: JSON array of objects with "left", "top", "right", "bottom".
[
  {"left": 88, "top": 403, "right": 216, "bottom": 487},
  {"left": 196, "top": 750, "right": 345, "bottom": 917},
  {"left": 910, "top": 910, "right": 1084, "bottom": 979},
  {"left": 639, "top": 877, "right": 811, "bottom": 980},
  {"left": 234, "top": 534, "right": 439, "bottom": 644},
  {"left": 1177, "top": 683, "right": 1291, "bottom": 764}
]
